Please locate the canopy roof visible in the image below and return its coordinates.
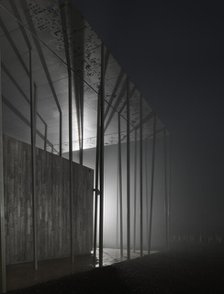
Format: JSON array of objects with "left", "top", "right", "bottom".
[{"left": 0, "top": 0, "right": 164, "bottom": 153}]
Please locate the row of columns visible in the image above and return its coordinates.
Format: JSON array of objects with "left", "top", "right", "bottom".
[
  {"left": 0, "top": 1, "right": 85, "bottom": 290},
  {"left": 93, "top": 43, "right": 172, "bottom": 264},
  {"left": 0, "top": 46, "right": 172, "bottom": 294},
  {"left": 0, "top": 15, "right": 172, "bottom": 294}
]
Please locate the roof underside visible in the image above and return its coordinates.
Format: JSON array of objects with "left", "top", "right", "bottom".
[{"left": 0, "top": 0, "right": 164, "bottom": 154}]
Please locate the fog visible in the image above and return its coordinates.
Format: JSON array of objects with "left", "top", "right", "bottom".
[
  {"left": 69, "top": 134, "right": 169, "bottom": 251},
  {"left": 72, "top": 0, "right": 224, "bottom": 249}
]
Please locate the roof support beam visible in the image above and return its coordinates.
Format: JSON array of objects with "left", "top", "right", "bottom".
[
  {"left": 104, "top": 70, "right": 123, "bottom": 120},
  {"left": 2, "top": 96, "right": 55, "bottom": 152},
  {"left": 1, "top": 63, "right": 48, "bottom": 149},
  {"left": 104, "top": 82, "right": 126, "bottom": 132},
  {"left": 104, "top": 83, "right": 136, "bottom": 132}
]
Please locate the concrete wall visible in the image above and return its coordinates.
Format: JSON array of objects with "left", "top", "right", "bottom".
[{"left": 4, "top": 136, "right": 93, "bottom": 265}]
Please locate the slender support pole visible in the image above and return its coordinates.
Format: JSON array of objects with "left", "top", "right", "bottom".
[
  {"left": 126, "top": 80, "right": 130, "bottom": 260},
  {"left": 148, "top": 114, "right": 157, "bottom": 254},
  {"left": 164, "top": 129, "right": 168, "bottom": 249},
  {"left": 79, "top": 93, "right": 84, "bottom": 165},
  {"left": 1, "top": 63, "right": 49, "bottom": 150},
  {"left": 93, "top": 92, "right": 100, "bottom": 261},
  {"left": 168, "top": 133, "right": 172, "bottom": 248},
  {"left": 4, "top": 1, "right": 50, "bottom": 153},
  {"left": 116, "top": 168, "right": 119, "bottom": 249},
  {"left": 76, "top": 84, "right": 84, "bottom": 166},
  {"left": 21, "top": 0, "right": 62, "bottom": 157},
  {"left": 145, "top": 138, "right": 149, "bottom": 233},
  {"left": 59, "top": 0, "right": 74, "bottom": 263},
  {"left": 0, "top": 52, "right": 6, "bottom": 294},
  {"left": 44, "top": 124, "right": 47, "bottom": 151},
  {"left": 33, "top": 78, "right": 47, "bottom": 152},
  {"left": 2, "top": 94, "right": 54, "bottom": 152},
  {"left": 104, "top": 70, "right": 123, "bottom": 120},
  {"left": 68, "top": 70, "right": 74, "bottom": 263},
  {"left": 133, "top": 129, "right": 137, "bottom": 252},
  {"left": 140, "top": 96, "right": 143, "bottom": 256},
  {"left": 29, "top": 48, "right": 38, "bottom": 270},
  {"left": 118, "top": 113, "right": 123, "bottom": 257},
  {"left": 99, "top": 43, "right": 105, "bottom": 267},
  {"left": 34, "top": 86, "right": 38, "bottom": 149}
]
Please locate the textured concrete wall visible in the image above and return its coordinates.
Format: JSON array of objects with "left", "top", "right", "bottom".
[{"left": 4, "top": 136, "right": 93, "bottom": 265}]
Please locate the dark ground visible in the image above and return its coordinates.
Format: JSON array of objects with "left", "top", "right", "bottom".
[{"left": 9, "top": 247, "right": 224, "bottom": 293}]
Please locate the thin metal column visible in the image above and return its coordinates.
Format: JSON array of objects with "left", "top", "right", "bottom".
[
  {"left": 68, "top": 69, "right": 74, "bottom": 263},
  {"left": 116, "top": 170, "right": 119, "bottom": 249},
  {"left": 79, "top": 95, "right": 84, "bottom": 166},
  {"left": 140, "top": 96, "right": 143, "bottom": 256},
  {"left": 44, "top": 125, "right": 47, "bottom": 151},
  {"left": 168, "top": 132, "right": 172, "bottom": 248},
  {"left": 33, "top": 79, "right": 47, "bottom": 152},
  {"left": 29, "top": 48, "right": 38, "bottom": 270},
  {"left": 118, "top": 113, "right": 123, "bottom": 257},
  {"left": 99, "top": 43, "right": 105, "bottom": 267},
  {"left": 3, "top": 1, "right": 50, "bottom": 153},
  {"left": 21, "top": 0, "right": 62, "bottom": 157},
  {"left": 93, "top": 92, "right": 100, "bottom": 261},
  {"left": 59, "top": 110, "right": 62, "bottom": 156},
  {"left": 59, "top": 0, "right": 74, "bottom": 263},
  {"left": 164, "top": 129, "right": 168, "bottom": 249},
  {"left": 133, "top": 129, "right": 137, "bottom": 252},
  {"left": 148, "top": 114, "right": 157, "bottom": 254},
  {"left": 145, "top": 138, "right": 149, "bottom": 234},
  {"left": 0, "top": 51, "right": 6, "bottom": 294},
  {"left": 126, "top": 79, "right": 130, "bottom": 260}
]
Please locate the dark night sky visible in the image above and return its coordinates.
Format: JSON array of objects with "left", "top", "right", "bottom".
[{"left": 72, "top": 0, "right": 224, "bottom": 234}]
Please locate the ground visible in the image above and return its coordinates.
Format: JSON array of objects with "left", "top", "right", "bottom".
[{"left": 8, "top": 246, "right": 224, "bottom": 293}]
